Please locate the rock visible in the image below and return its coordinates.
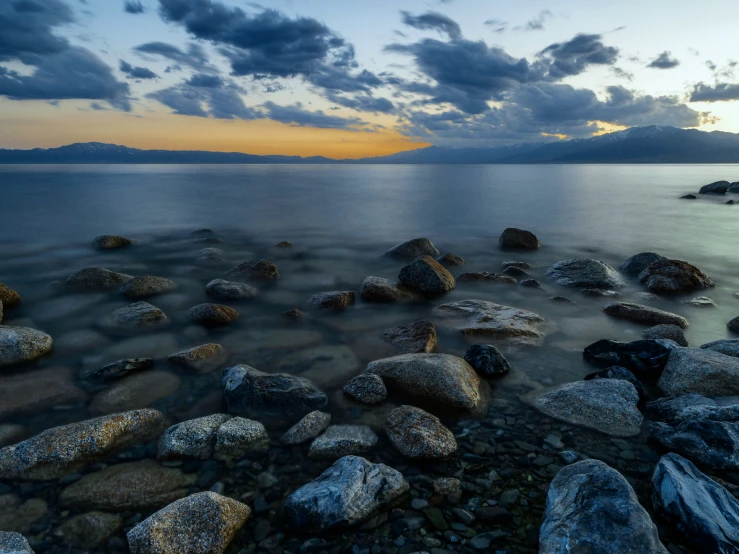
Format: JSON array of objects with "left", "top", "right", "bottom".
[
  {"left": 639, "top": 259, "right": 714, "bottom": 293},
  {"left": 0, "top": 494, "right": 47, "bottom": 533},
  {"left": 540, "top": 460, "right": 667, "bottom": 554},
  {"left": 434, "top": 477, "right": 462, "bottom": 496},
  {"left": 436, "top": 253, "right": 465, "bottom": 267},
  {"left": 343, "top": 374, "right": 387, "bottom": 405},
  {"left": 226, "top": 259, "right": 279, "bottom": 282},
  {"left": 681, "top": 193, "right": 697, "bottom": 199},
  {"left": 659, "top": 347, "right": 739, "bottom": 397},
  {"left": 214, "top": 417, "right": 268, "bottom": 461},
  {"left": 284, "top": 308, "right": 303, "bottom": 320},
  {"left": 359, "top": 276, "right": 415, "bottom": 302},
  {"left": 82, "top": 357, "right": 153, "bottom": 381},
  {"left": 463, "top": 344, "right": 511, "bottom": 377},
  {"left": 304, "top": 291, "right": 355, "bottom": 312},
  {"left": 275, "top": 240, "right": 294, "bottom": 248},
  {"left": 0, "top": 409, "right": 165, "bottom": 480},
  {"left": 642, "top": 324, "right": 688, "bottom": 346},
  {"left": 280, "top": 411, "right": 331, "bottom": 445},
  {"left": 100, "top": 302, "right": 168, "bottom": 333},
  {"left": 502, "top": 266, "right": 530, "bottom": 278},
  {"left": 433, "top": 299, "right": 545, "bottom": 342},
  {"left": 167, "top": 344, "right": 227, "bottom": 373},
  {"left": 0, "top": 366, "right": 87, "bottom": 420},
  {"left": 526, "top": 379, "right": 643, "bottom": 437},
  {"left": 59, "top": 512, "right": 123, "bottom": 550},
  {"left": 653, "top": 453, "right": 739, "bottom": 553},
  {"left": 685, "top": 296, "right": 717, "bottom": 307},
  {"left": 580, "top": 288, "right": 620, "bottom": 298},
  {"left": 0, "top": 326, "right": 53, "bottom": 367},
  {"left": 93, "top": 235, "right": 132, "bottom": 249},
  {"left": 127, "top": 492, "right": 250, "bottom": 554},
  {"left": 119, "top": 276, "right": 177, "bottom": 299},
  {"left": 89, "top": 371, "right": 181, "bottom": 415},
  {"left": 603, "top": 302, "right": 689, "bottom": 328},
  {"left": 308, "top": 425, "right": 378, "bottom": 460},
  {"left": 222, "top": 365, "right": 327, "bottom": 426},
  {"left": 650, "top": 420, "right": 739, "bottom": 469},
  {"left": 700, "top": 180, "right": 730, "bottom": 194},
  {"left": 503, "top": 260, "right": 533, "bottom": 269},
  {"left": 730, "top": 182, "right": 739, "bottom": 193},
  {"left": 457, "top": 272, "right": 516, "bottom": 284},
  {"left": 701, "top": 339, "right": 739, "bottom": 358},
  {"left": 367, "top": 353, "right": 485, "bottom": 414},
  {"left": 285, "top": 455, "right": 408, "bottom": 531},
  {"left": 498, "top": 227, "right": 542, "bottom": 250},
  {"left": 0, "top": 532, "right": 33, "bottom": 553},
  {"left": 398, "top": 256, "right": 455, "bottom": 294},
  {"left": 620, "top": 252, "right": 666, "bottom": 276},
  {"left": 583, "top": 338, "right": 677, "bottom": 374},
  {"left": 584, "top": 366, "right": 649, "bottom": 403},
  {"left": 66, "top": 267, "right": 133, "bottom": 292},
  {"left": 729, "top": 316, "right": 739, "bottom": 334},
  {"left": 205, "top": 279, "right": 258, "bottom": 300},
  {"left": 521, "top": 278, "right": 541, "bottom": 288},
  {"left": 186, "top": 303, "right": 239, "bottom": 327},
  {"left": 550, "top": 295, "right": 576, "bottom": 304},
  {"left": 158, "top": 414, "right": 231, "bottom": 460},
  {"left": 385, "top": 405, "right": 457, "bottom": 459},
  {"left": 384, "top": 238, "right": 440, "bottom": 259},
  {"left": 382, "top": 320, "right": 437, "bottom": 353},
  {"left": 547, "top": 258, "right": 624, "bottom": 289},
  {"left": 646, "top": 394, "right": 719, "bottom": 422},
  {"left": 276, "top": 345, "right": 360, "bottom": 387}
]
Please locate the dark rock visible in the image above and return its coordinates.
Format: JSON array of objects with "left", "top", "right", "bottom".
[
  {"left": 502, "top": 266, "right": 530, "bottom": 278},
  {"left": 701, "top": 339, "right": 739, "bottom": 358},
  {"left": 684, "top": 296, "right": 716, "bottom": 307},
  {"left": 382, "top": 320, "right": 437, "bottom": 353},
  {"left": 603, "top": 302, "right": 688, "bottom": 328},
  {"left": 503, "top": 261, "right": 533, "bottom": 269},
  {"left": 0, "top": 283, "right": 20, "bottom": 308},
  {"left": 284, "top": 308, "right": 303, "bottom": 320},
  {"left": 729, "top": 316, "right": 739, "bottom": 334},
  {"left": 658, "top": 347, "right": 739, "bottom": 397},
  {"left": 359, "top": 276, "right": 415, "bottom": 302},
  {"left": 275, "top": 240, "right": 294, "bottom": 248},
  {"left": 650, "top": 420, "right": 739, "bottom": 469},
  {"left": 384, "top": 238, "right": 440, "bottom": 259},
  {"left": 59, "top": 512, "right": 123, "bottom": 550},
  {"left": 214, "top": 417, "right": 268, "bottom": 461},
  {"left": 93, "top": 235, "right": 133, "bottom": 250},
  {"left": 436, "top": 253, "right": 465, "bottom": 267},
  {"left": 385, "top": 405, "right": 457, "bottom": 459},
  {"left": 305, "top": 291, "right": 355, "bottom": 312},
  {"left": 308, "top": 425, "right": 378, "bottom": 460},
  {"left": 167, "top": 343, "right": 227, "bottom": 374},
  {"left": 120, "top": 276, "right": 177, "bottom": 299},
  {"left": 83, "top": 358, "right": 153, "bottom": 381},
  {"left": 66, "top": 267, "right": 133, "bottom": 292},
  {"left": 157, "top": 414, "right": 231, "bottom": 460},
  {"left": 645, "top": 394, "right": 717, "bottom": 423},
  {"left": 639, "top": 259, "right": 714, "bottom": 293},
  {"left": 280, "top": 411, "right": 331, "bottom": 445},
  {"left": 730, "top": 182, "right": 739, "bottom": 193},
  {"left": 343, "top": 374, "right": 387, "bottom": 405},
  {"left": 398, "top": 256, "right": 455, "bottom": 294},
  {"left": 433, "top": 299, "right": 545, "bottom": 342},
  {"left": 620, "top": 252, "right": 666, "bottom": 276},
  {"left": 457, "top": 272, "right": 516, "bottom": 284},
  {"left": 643, "top": 324, "right": 688, "bottom": 346},
  {"left": 205, "top": 279, "right": 258, "bottom": 300},
  {"left": 0, "top": 326, "right": 53, "bottom": 367},
  {"left": 0, "top": 494, "right": 47, "bottom": 533},
  {"left": 186, "top": 303, "right": 239, "bottom": 327},
  {"left": 463, "top": 344, "right": 511, "bottom": 377},
  {"left": 100, "top": 302, "right": 168, "bottom": 333},
  {"left": 699, "top": 180, "right": 730, "bottom": 194},
  {"left": 583, "top": 338, "right": 677, "bottom": 374},
  {"left": 520, "top": 278, "right": 541, "bottom": 288},
  {"left": 681, "top": 194, "right": 697, "bottom": 199},
  {"left": 547, "top": 258, "right": 624, "bottom": 289},
  {"left": 550, "top": 295, "right": 576, "bottom": 304},
  {"left": 585, "top": 366, "right": 649, "bottom": 403},
  {"left": 226, "top": 259, "right": 279, "bottom": 282},
  {"left": 498, "top": 228, "right": 541, "bottom": 250}
]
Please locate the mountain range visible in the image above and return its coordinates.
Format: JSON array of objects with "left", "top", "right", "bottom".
[{"left": 2, "top": 125, "right": 739, "bottom": 164}]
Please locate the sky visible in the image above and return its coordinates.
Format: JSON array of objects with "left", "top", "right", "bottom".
[{"left": 1, "top": 0, "right": 738, "bottom": 158}]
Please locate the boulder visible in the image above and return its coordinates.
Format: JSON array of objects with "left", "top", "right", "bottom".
[
  {"left": 0, "top": 366, "right": 86, "bottom": 420},
  {"left": 546, "top": 258, "right": 624, "bottom": 289},
  {"left": 685, "top": 296, "right": 717, "bottom": 307},
  {"left": 583, "top": 338, "right": 677, "bottom": 374},
  {"left": 729, "top": 316, "right": 739, "bottom": 334},
  {"left": 89, "top": 371, "right": 181, "bottom": 415},
  {"left": 503, "top": 261, "right": 533, "bottom": 269},
  {"left": 681, "top": 194, "right": 697, "bottom": 199},
  {"left": 359, "top": 276, "right": 415, "bottom": 302},
  {"left": 385, "top": 405, "right": 457, "bottom": 459},
  {"left": 498, "top": 228, "right": 542, "bottom": 250},
  {"left": 304, "top": 291, "right": 355, "bottom": 312},
  {"left": 658, "top": 347, "right": 739, "bottom": 397},
  {"left": 650, "top": 420, "right": 739, "bottom": 469},
  {"left": 646, "top": 394, "right": 718, "bottom": 422},
  {"left": 620, "top": 252, "right": 666, "bottom": 276},
  {"left": 642, "top": 324, "right": 688, "bottom": 346},
  {"left": 100, "top": 302, "right": 168, "bottom": 333},
  {"left": 700, "top": 180, "right": 730, "bottom": 194},
  {"left": 382, "top": 320, "right": 437, "bottom": 353},
  {"left": 639, "top": 259, "right": 714, "bottom": 293},
  {"left": 167, "top": 344, "right": 227, "bottom": 373},
  {"left": 0, "top": 285, "right": 21, "bottom": 309},
  {"left": 308, "top": 425, "right": 378, "bottom": 460},
  {"left": 82, "top": 357, "right": 153, "bottom": 381},
  {"left": 226, "top": 259, "right": 279, "bottom": 282},
  {"left": 157, "top": 414, "right": 231, "bottom": 460},
  {"left": 521, "top": 278, "right": 541, "bottom": 288},
  {"left": 0, "top": 326, "right": 53, "bottom": 367},
  {"left": 93, "top": 235, "right": 132, "bottom": 249},
  {"left": 383, "top": 238, "right": 439, "bottom": 259},
  {"left": 433, "top": 299, "right": 545, "bottom": 342},
  {"left": 205, "top": 279, "right": 258, "bottom": 301},
  {"left": 120, "top": 276, "right": 177, "bottom": 299},
  {"left": 701, "top": 339, "right": 739, "bottom": 358},
  {"left": 730, "top": 182, "right": 739, "bottom": 193},
  {"left": 0, "top": 532, "right": 33, "bottom": 553},
  {"left": 436, "top": 253, "right": 465, "bottom": 267},
  {"left": 457, "top": 272, "right": 516, "bottom": 284},
  {"left": 59, "top": 511, "right": 123, "bottom": 550},
  {"left": 66, "top": 267, "right": 133, "bottom": 292},
  {"left": 463, "top": 344, "right": 511, "bottom": 377},
  {"left": 502, "top": 265, "right": 529, "bottom": 278},
  {"left": 285, "top": 456, "right": 408, "bottom": 531},
  {"left": 540, "top": 460, "right": 667, "bottom": 554},
  {"left": 603, "top": 302, "right": 688, "bottom": 328},
  {"left": 580, "top": 288, "right": 620, "bottom": 298},
  {"left": 214, "top": 417, "right": 268, "bottom": 461},
  {"left": 280, "top": 411, "right": 331, "bottom": 445},
  {"left": 584, "top": 366, "right": 649, "bottom": 403},
  {"left": 398, "top": 256, "right": 455, "bottom": 294},
  {"left": 185, "top": 303, "right": 239, "bottom": 327},
  {"left": 343, "top": 374, "right": 387, "bottom": 405}
]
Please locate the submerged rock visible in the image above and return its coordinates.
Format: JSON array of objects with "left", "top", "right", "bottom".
[
  {"left": 436, "top": 253, "right": 465, "bottom": 267},
  {"left": 685, "top": 296, "right": 717, "bottom": 308},
  {"left": 457, "top": 272, "right": 516, "bottom": 284},
  {"left": 359, "top": 276, "right": 415, "bottom": 302},
  {"left": 186, "top": 303, "right": 239, "bottom": 327},
  {"left": 304, "top": 291, "right": 355, "bottom": 312},
  {"left": 158, "top": 414, "right": 231, "bottom": 460},
  {"left": 343, "top": 374, "right": 387, "bottom": 405},
  {"left": 167, "top": 343, "right": 227, "bottom": 373},
  {"left": 214, "top": 417, "right": 268, "bottom": 461},
  {"left": 620, "top": 252, "right": 666, "bottom": 276},
  {"left": 658, "top": 347, "right": 739, "bottom": 397},
  {"left": 463, "top": 344, "right": 511, "bottom": 377},
  {"left": 398, "top": 256, "right": 455, "bottom": 294},
  {"left": 120, "top": 276, "right": 177, "bottom": 299},
  {"left": 701, "top": 339, "right": 739, "bottom": 358},
  {"left": 434, "top": 299, "right": 545, "bottom": 342},
  {"left": 82, "top": 357, "right": 153, "bottom": 381},
  {"left": 206, "top": 279, "right": 258, "bottom": 300},
  {"left": 89, "top": 371, "right": 181, "bottom": 415},
  {"left": 603, "top": 302, "right": 688, "bottom": 328},
  {"left": 639, "top": 259, "right": 714, "bottom": 293},
  {"left": 643, "top": 324, "right": 688, "bottom": 346},
  {"left": 651, "top": 420, "right": 739, "bottom": 469},
  {"left": 383, "top": 238, "right": 439, "bottom": 259},
  {"left": 0, "top": 326, "right": 53, "bottom": 367},
  {"left": 729, "top": 316, "right": 739, "bottom": 334},
  {"left": 0, "top": 284, "right": 20, "bottom": 308},
  {"left": 546, "top": 258, "right": 624, "bottom": 289},
  {"left": 280, "top": 411, "right": 331, "bottom": 445},
  {"left": 385, "top": 405, "right": 457, "bottom": 459},
  {"left": 93, "top": 235, "right": 132, "bottom": 250},
  {"left": 285, "top": 455, "right": 408, "bottom": 532},
  {"left": 59, "top": 511, "right": 123, "bottom": 550},
  {"left": 382, "top": 320, "right": 437, "bottom": 353},
  {"left": 498, "top": 227, "right": 542, "bottom": 250},
  {"left": 583, "top": 338, "right": 677, "bottom": 374},
  {"left": 276, "top": 345, "right": 360, "bottom": 387},
  {"left": 100, "top": 302, "right": 168, "bottom": 333},
  {"left": 700, "top": 180, "right": 730, "bottom": 194},
  {"left": 681, "top": 194, "right": 697, "bottom": 199},
  {"left": 226, "top": 259, "right": 279, "bottom": 282},
  {"left": 66, "top": 267, "right": 132, "bottom": 292},
  {"left": 308, "top": 425, "right": 378, "bottom": 460},
  {"left": 0, "top": 494, "right": 47, "bottom": 533}
]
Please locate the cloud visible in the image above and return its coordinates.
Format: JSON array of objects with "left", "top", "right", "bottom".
[
  {"left": 400, "top": 11, "right": 461, "bottom": 40},
  {"left": 648, "top": 51, "right": 679, "bottom": 69},
  {"left": 185, "top": 73, "right": 223, "bottom": 87},
  {"left": 119, "top": 59, "right": 157, "bottom": 79},
  {"left": 325, "top": 93, "right": 394, "bottom": 114},
  {"left": 148, "top": 78, "right": 255, "bottom": 119},
  {"left": 516, "top": 10, "right": 553, "bottom": 32},
  {"left": 134, "top": 41, "right": 213, "bottom": 71},
  {"left": 538, "top": 34, "right": 619, "bottom": 79},
  {"left": 124, "top": 0, "right": 144, "bottom": 14},
  {"left": 262, "top": 101, "right": 366, "bottom": 130},
  {"left": 689, "top": 82, "right": 739, "bottom": 102},
  {"left": 1, "top": 0, "right": 74, "bottom": 64},
  {"left": 306, "top": 67, "right": 382, "bottom": 93}
]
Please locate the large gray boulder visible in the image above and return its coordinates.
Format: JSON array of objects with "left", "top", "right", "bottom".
[
  {"left": 653, "top": 453, "right": 739, "bottom": 553},
  {"left": 639, "top": 259, "right": 714, "bottom": 293},
  {"left": 0, "top": 326, "right": 53, "bottom": 368},
  {"left": 157, "top": 414, "right": 231, "bottom": 460},
  {"left": 546, "top": 258, "right": 624, "bottom": 289},
  {"left": 285, "top": 455, "right": 408, "bottom": 532},
  {"left": 658, "top": 347, "right": 739, "bottom": 397},
  {"left": 620, "top": 252, "right": 666, "bottom": 276},
  {"left": 398, "top": 256, "right": 455, "bottom": 294},
  {"left": 433, "top": 299, "right": 545, "bottom": 342},
  {"left": 127, "top": 492, "right": 250, "bottom": 554},
  {"left": 385, "top": 405, "right": 457, "bottom": 459},
  {"left": 650, "top": 420, "right": 739, "bottom": 469},
  {"left": 702, "top": 339, "right": 739, "bottom": 358},
  {"left": 540, "top": 460, "right": 668, "bottom": 554},
  {"left": 0, "top": 531, "right": 33, "bottom": 553},
  {"left": 383, "top": 238, "right": 439, "bottom": 259},
  {"left": 603, "top": 302, "right": 688, "bottom": 329}
]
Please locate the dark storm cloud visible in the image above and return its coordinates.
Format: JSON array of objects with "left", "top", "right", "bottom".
[
  {"left": 186, "top": 73, "right": 223, "bottom": 87},
  {"left": 538, "top": 34, "right": 619, "bottom": 79},
  {"left": 120, "top": 59, "right": 158, "bottom": 79},
  {"left": 134, "top": 42, "right": 213, "bottom": 71},
  {"left": 648, "top": 51, "right": 679, "bottom": 69},
  {"left": 689, "top": 82, "right": 739, "bottom": 102},
  {"left": 262, "top": 101, "right": 365, "bottom": 130},
  {"left": 324, "top": 93, "right": 394, "bottom": 114},
  {"left": 306, "top": 68, "right": 383, "bottom": 93},
  {"left": 148, "top": 78, "right": 255, "bottom": 119},
  {"left": 1, "top": 0, "right": 74, "bottom": 63},
  {"left": 124, "top": 1, "right": 145, "bottom": 14},
  {"left": 400, "top": 11, "right": 462, "bottom": 40}
]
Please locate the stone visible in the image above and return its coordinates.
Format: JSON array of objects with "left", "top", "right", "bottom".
[
  {"left": 93, "top": 235, "right": 132, "bottom": 249},
  {"left": 729, "top": 316, "right": 739, "bottom": 334},
  {"left": 503, "top": 265, "right": 530, "bottom": 278},
  {"left": 120, "top": 276, "right": 177, "bottom": 299},
  {"left": 436, "top": 253, "right": 465, "bottom": 267},
  {"left": 398, "top": 256, "right": 455, "bottom": 294},
  {"left": 0, "top": 366, "right": 87, "bottom": 419},
  {"left": 384, "top": 238, "right": 440, "bottom": 259},
  {"left": 526, "top": 379, "right": 643, "bottom": 437},
  {"left": 82, "top": 357, "right": 153, "bottom": 381},
  {"left": 457, "top": 272, "right": 516, "bottom": 284},
  {"left": 550, "top": 295, "right": 577, "bottom": 304},
  {"left": 433, "top": 299, "right": 545, "bottom": 342},
  {"left": 584, "top": 366, "right": 649, "bottom": 403},
  {"left": 580, "top": 288, "right": 620, "bottom": 297},
  {"left": 0, "top": 409, "right": 165, "bottom": 480},
  {"left": 603, "top": 302, "right": 689, "bottom": 329},
  {"left": 280, "top": 411, "right": 331, "bottom": 445},
  {"left": 639, "top": 259, "right": 714, "bottom": 293},
  {"left": 127, "top": 492, "right": 250, "bottom": 554},
  {"left": 226, "top": 259, "right": 279, "bottom": 282},
  {"left": 681, "top": 194, "right": 697, "bottom": 199},
  {"left": 521, "top": 278, "right": 541, "bottom": 288},
  {"left": 0, "top": 326, "right": 53, "bottom": 367},
  {"left": 503, "top": 260, "right": 533, "bottom": 269},
  {"left": 186, "top": 303, "right": 239, "bottom": 327},
  {"left": 650, "top": 420, "right": 739, "bottom": 469},
  {"left": 701, "top": 339, "right": 739, "bottom": 358},
  {"left": 498, "top": 227, "right": 542, "bottom": 250},
  {"left": 0, "top": 532, "right": 33, "bottom": 553},
  {"left": 646, "top": 394, "right": 720, "bottom": 422},
  {"left": 100, "top": 302, "right": 168, "bottom": 333},
  {"left": 343, "top": 374, "right": 387, "bottom": 405},
  {"left": 434, "top": 477, "right": 462, "bottom": 496},
  {"left": 214, "top": 417, "right": 268, "bottom": 461},
  {"left": 167, "top": 343, "right": 227, "bottom": 373},
  {"left": 66, "top": 267, "right": 133, "bottom": 292},
  {"left": 540, "top": 460, "right": 667, "bottom": 554},
  {"left": 463, "top": 344, "right": 511, "bottom": 377},
  {"left": 285, "top": 455, "right": 408, "bottom": 531},
  {"left": 359, "top": 276, "right": 415, "bottom": 302},
  {"left": 583, "top": 338, "right": 677, "bottom": 374},
  {"left": 385, "top": 405, "right": 457, "bottom": 459},
  {"left": 205, "top": 279, "right": 258, "bottom": 300},
  {"left": 367, "top": 353, "right": 485, "bottom": 414},
  {"left": 222, "top": 365, "right": 327, "bottom": 426},
  {"left": 0, "top": 494, "right": 47, "bottom": 533},
  {"left": 700, "top": 180, "right": 730, "bottom": 193},
  {"left": 89, "top": 371, "right": 181, "bottom": 415},
  {"left": 304, "top": 291, "right": 355, "bottom": 311},
  {"left": 642, "top": 324, "right": 688, "bottom": 346},
  {"left": 0, "top": 286, "right": 20, "bottom": 309},
  {"left": 59, "top": 512, "right": 123, "bottom": 550},
  {"left": 158, "top": 414, "right": 231, "bottom": 460},
  {"left": 308, "top": 425, "right": 378, "bottom": 460},
  {"left": 620, "top": 252, "right": 666, "bottom": 276},
  {"left": 659, "top": 347, "right": 739, "bottom": 397},
  {"left": 546, "top": 258, "right": 624, "bottom": 289},
  {"left": 730, "top": 182, "right": 739, "bottom": 193},
  {"left": 276, "top": 345, "right": 360, "bottom": 387},
  {"left": 382, "top": 320, "right": 437, "bottom": 353},
  {"left": 685, "top": 296, "right": 717, "bottom": 307}
]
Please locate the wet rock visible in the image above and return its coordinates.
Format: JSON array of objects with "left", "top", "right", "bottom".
[
  {"left": 433, "top": 299, "right": 545, "bottom": 342},
  {"left": 89, "top": 371, "right": 181, "bottom": 415},
  {"left": 222, "top": 365, "right": 327, "bottom": 426},
  {"left": 120, "top": 276, "right": 177, "bottom": 299},
  {"left": 603, "top": 302, "right": 689, "bottom": 328},
  {"left": 60, "top": 459, "right": 196, "bottom": 511},
  {"left": 0, "top": 532, "right": 33, "bottom": 553},
  {"left": 0, "top": 409, "right": 165, "bottom": 480},
  {"left": 457, "top": 272, "right": 516, "bottom": 284},
  {"left": 284, "top": 308, "right": 303, "bottom": 320},
  {"left": 620, "top": 252, "right": 666, "bottom": 276},
  {"left": 398, "top": 256, "right": 455, "bottom": 294},
  {"left": 82, "top": 357, "right": 153, "bottom": 381},
  {"left": 206, "top": 279, "right": 258, "bottom": 301},
  {"left": 580, "top": 288, "right": 620, "bottom": 297},
  {"left": 276, "top": 345, "right": 360, "bottom": 388},
  {"left": 685, "top": 296, "right": 717, "bottom": 308},
  {"left": 158, "top": 414, "right": 231, "bottom": 460},
  {"left": 127, "top": 492, "right": 250, "bottom": 554},
  {"left": 0, "top": 326, "right": 53, "bottom": 367},
  {"left": 304, "top": 291, "right": 355, "bottom": 312},
  {"left": 700, "top": 180, "right": 730, "bottom": 194},
  {"left": 384, "top": 238, "right": 440, "bottom": 259},
  {"left": 0, "top": 366, "right": 87, "bottom": 420},
  {"left": 502, "top": 265, "right": 530, "bottom": 278},
  {"left": 275, "top": 240, "right": 294, "bottom": 248},
  {"left": 643, "top": 324, "right": 688, "bottom": 346},
  {"left": 359, "top": 276, "right": 415, "bottom": 302},
  {"left": 214, "top": 417, "right": 268, "bottom": 461},
  {"left": 646, "top": 394, "right": 718, "bottom": 422},
  {"left": 658, "top": 347, "right": 739, "bottom": 397},
  {"left": 167, "top": 343, "right": 227, "bottom": 373},
  {"left": 650, "top": 420, "right": 739, "bottom": 469},
  {"left": 385, "top": 405, "right": 457, "bottom": 459},
  {"left": 521, "top": 278, "right": 542, "bottom": 288},
  {"left": 0, "top": 494, "right": 47, "bottom": 533},
  {"left": 729, "top": 316, "right": 739, "bottom": 334},
  {"left": 585, "top": 366, "right": 649, "bottom": 403},
  {"left": 436, "top": 253, "right": 465, "bottom": 267},
  {"left": 701, "top": 339, "right": 739, "bottom": 358},
  {"left": 59, "top": 512, "right": 123, "bottom": 550},
  {"left": 186, "top": 303, "right": 239, "bottom": 327},
  {"left": 382, "top": 320, "right": 437, "bottom": 354},
  {"left": 226, "top": 259, "right": 279, "bottom": 282},
  {"left": 639, "top": 259, "right": 714, "bottom": 293},
  {"left": 343, "top": 374, "right": 387, "bottom": 405},
  {"left": 526, "top": 379, "right": 643, "bottom": 437},
  {"left": 285, "top": 455, "right": 408, "bottom": 532},
  {"left": 498, "top": 227, "right": 542, "bottom": 250},
  {"left": 280, "top": 411, "right": 331, "bottom": 445},
  {"left": 681, "top": 194, "right": 697, "bottom": 199},
  {"left": 503, "top": 261, "right": 533, "bottom": 269},
  {"left": 434, "top": 477, "right": 462, "bottom": 496},
  {"left": 367, "top": 353, "right": 485, "bottom": 414},
  {"left": 550, "top": 295, "right": 576, "bottom": 304},
  {"left": 547, "top": 258, "right": 624, "bottom": 289},
  {"left": 93, "top": 235, "right": 133, "bottom": 249},
  {"left": 653, "top": 453, "right": 739, "bottom": 553},
  {"left": 583, "top": 338, "right": 677, "bottom": 374},
  {"left": 463, "top": 344, "right": 511, "bottom": 377},
  {"left": 308, "top": 425, "right": 378, "bottom": 460},
  {"left": 100, "top": 302, "right": 168, "bottom": 333},
  {"left": 540, "top": 460, "right": 667, "bottom": 554},
  {"left": 731, "top": 182, "right": 739, "bottom": 193},
  {"left": 66, "top": 267, "right": 133, "bottom": 292}
]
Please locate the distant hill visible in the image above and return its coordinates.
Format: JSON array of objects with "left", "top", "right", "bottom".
[{"left": 3, "top": 126, "right": 739, "bottom": 164}]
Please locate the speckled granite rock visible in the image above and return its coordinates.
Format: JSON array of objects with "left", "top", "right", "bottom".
[
  {"left": 186, "top": 303, "right": 239, "bottom": 327},
  {"left": 93, "top": 235, "right": 132, "bottom": 250},
  {"left": 167, "top": 343, "right": 227, "bottom": 373},
  {"left": 650, "top": 420, "right": 739, "bottom": 469},
  {"left": 100, "top": 302, "right": 168, "bottom": 333},
  {"left": 398, "top": 256, "right": 455, "bottom": 294},
  {"left": 385, "top": 405, "right": 457, "bottom": 459},
  {"left": 308, "top": 425, "right": 378, "bottom": 460},
  {"left": 214, "top": 417, "right": 268, "bottom": 461},
  {"left": 66, "top": 267, "right": 133, "bottom": 292},
  {"left": 658, "top": 347, "right": 739, "bottom": 397},
  {"left": 0, "top": 531, "right": 33, "bottom": 553},
  {"left": 158, "top": 414, "right": 231, "bottom": 460},
  {"left": 433, "top": 300, "right": 545, "bottom": 342},
  {"left": 498, "top": 228, "right": 542, "bottom": 250},
  {"left": 226, "top": 259, "right": 279, "bottom": 282},
  {"left": 701, "top": 339, "right": 739, "bottom": 358},
  {"left": 547, "top": 258, "right": 624, "bottom": 289},
  {"left": 58, "top": 511, "right": 123, "bottom": 550},
  {"left": 280, "top": 411, "right": 331, "bottom": 445},
  {"left": 359, "top": 276, "right": 415, "bottom": 302},
  {"left": 120, "top": 276, "right": 177, "bottom": 299},
  {"left": 382, "top": 320, "right": 437, "bottom": 353},
  {"left": 343, "top": 374, "right": 387, "bottom": 405},
  {"left": 304, "top": 291, "right": 355, "bottom": 312},
  {"left": 383, "top": 238, "right": 439, "bottom": 259},
  {"left": 206, "top": 279, "right": 258, "bottom": 300},
  {"left": 0, "top": 326, "right": 53, "bottom": 368}
]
